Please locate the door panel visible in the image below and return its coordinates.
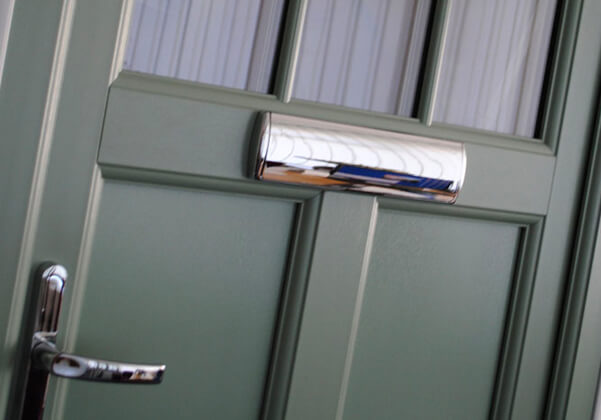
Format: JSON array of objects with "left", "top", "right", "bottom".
[
  {"left": 60, "top": 180, "right": 296, "bottom": 419},
  {"left": 342, "top": 210, "right": 519, "bottom": 419}
]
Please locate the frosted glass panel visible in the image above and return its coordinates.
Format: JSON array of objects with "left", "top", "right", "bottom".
[
  {"left": 123, "top": 0, "right": 286, "bottom": 93},
  {"left": 293, "top": 0, "right": 432, "bottom": 116},
  {"left": 434, "top": 0, "right": 558, "bottom": 137}
]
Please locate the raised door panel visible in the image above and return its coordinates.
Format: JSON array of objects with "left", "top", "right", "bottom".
[{"left": 58, "top": 180, "right": 296, "bottom": 419}]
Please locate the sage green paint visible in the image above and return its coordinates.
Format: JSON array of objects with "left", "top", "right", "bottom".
[
  {"left": 565, "top": 209, "right": 601, "bottom": 420},
  {"left": 262, "top": 195, "right": 322, "bottom": 420},
  {"left": 59, "top": 180, "right": 295, "bottom": 419},
  {"left": 115, "top": 71, "right": 553, "bottom": 155},
  {"left": 2, "top": 0, "right": 601, "bottom": 419},
  {"left": 490, "top": 221, "right": 543, "bottom": 420},
  {"left": 342, "top": 210, "right": 520, "bottom": 419},
  {"left": 99, "top": 88, "right": 257, "bottom": 180},
  {"left": 0, "top": 0, "right": 63, "bottom": 415},
  {"left": 551, "top": 101, "right": 601, "bottom": 418},
  {"left": 512, "top": 0, "right": 601, "bottom": 417},
  {"left": 100, "top": 87, "right": 555, "bottom": 215},
  {"left": 284, "top": 192, "right": 377, "bottom": 420},
  {"left": 0, "top": 1, "right": 123, "bottom": 418},
  {"left": 101, "top": 164, "right": 317, "bottom": 202},
  {"left": 456, "top": 144, "right": 553, "bottom": 215}
]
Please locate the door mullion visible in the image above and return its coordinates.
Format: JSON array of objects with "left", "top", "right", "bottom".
[
  {"left": 283, "top": 192, "right": 378, "bottom": 420},
  {"left": 272, "top": 0, "right": 308, "bottom": 102}
]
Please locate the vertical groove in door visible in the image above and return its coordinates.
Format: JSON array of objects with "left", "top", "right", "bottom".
[
  {"left": 334, "top": 199, "right": 379, "bottom": 420},
  {"left": 48, "top": 4, "right": 130, "bottom": 416},
  {"left": 284, "top": 193, "right": 378, "bottom": 420},
  {"left": 0, "top": 0, "right": 15, "bottom": 83},
  {"left": 547, "top": 97, "right": 601, "bottom": 420},
  {"left": 48, "top": 168, "right": 105, "bottom": 420},
  {"left": 1, "top": 0, "right": 77, "bottom": 416},
  {"left": 260, "top": 195, "right": 322, "bottom": 420},
  {"left": 489, "top": 220, "right": 544, "bottom": 420}
]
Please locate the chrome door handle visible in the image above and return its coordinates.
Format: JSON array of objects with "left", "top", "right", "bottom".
[
  {"left": 20, "top": 263, "right": 166, "bottom": 419},
  {"left": 32, "top": 333, "right": 165, "bottom": 384}
]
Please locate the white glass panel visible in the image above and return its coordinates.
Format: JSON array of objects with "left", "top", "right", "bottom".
[
  {"left": 123, "top": 0, "right": 286, "bottom": 92},
  {"left": 434, "top": 0, "right": 558, "bottom": 137},
  {"left": 293, "top": 0, "right": 432, "bottom": 116}
]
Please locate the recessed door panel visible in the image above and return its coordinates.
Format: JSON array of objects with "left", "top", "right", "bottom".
[
  {"left": 341, "top": 209, "right": 520, "bottom": 419},
  {"left": 59, "top": 180, "right": 296, "bottom": 419}
]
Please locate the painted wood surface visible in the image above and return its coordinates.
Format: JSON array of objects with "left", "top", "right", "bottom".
[
  {"left": 59, "top": 180, "right": 296, "bottom": 419},
  {"left": 1, "top": 0, "right": 601, "bottom": 419},
  {"left": 100, "top": 86, "right": 555, "bottom": 215},
  {"left": 342, "top": 210, "right": 519, "bottom": 419}
]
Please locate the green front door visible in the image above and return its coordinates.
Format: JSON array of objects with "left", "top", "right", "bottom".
[{"left": 2, "top": 1, "right": 601, "bottom": 419}]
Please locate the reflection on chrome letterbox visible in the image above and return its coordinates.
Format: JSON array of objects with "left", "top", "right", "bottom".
[{"left": 253, "top": 112, "right": 466, "bottom": 203}]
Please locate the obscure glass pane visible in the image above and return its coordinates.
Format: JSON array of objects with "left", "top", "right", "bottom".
[
  {"left": 123, "top": 0, "right": 286, "bottom": 93},
  {"left": 293, "top": 0, "right": 432, "bottom": 116},
  {"left": 434, "top": 0, "right": 558, "bottom": 137}
]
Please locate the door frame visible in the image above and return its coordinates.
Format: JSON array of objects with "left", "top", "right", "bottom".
[{"left": 2, "top": 0, "right": 601, "bottom": 419}]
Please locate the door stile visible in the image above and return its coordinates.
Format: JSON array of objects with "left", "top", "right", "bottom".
[
  {"left": 1, "top": 1, "right": 125, "bottom": 418},
  {"left": 49, "top": 11, "right": 136, "bottom": 416},
  {"left": 513, "top": 0, "right": 601, "bottom": 416},
  {"left": 0, "top": 0, "right": 67, "bottom": 411},
  {"left": 548, "top": 100, "right": 601, "bottom": 419}
]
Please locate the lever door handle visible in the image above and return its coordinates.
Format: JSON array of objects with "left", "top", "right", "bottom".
[
  {"left": 32, "top": 333, "right": 165, "bottom": 384},
  {"left": 20, "top": 263, "right": 166, "bottom": 419}
]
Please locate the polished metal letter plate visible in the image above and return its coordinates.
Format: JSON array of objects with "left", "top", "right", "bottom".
[{"left": 253, "top": 113, "right": 466, "bottom": 203}]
